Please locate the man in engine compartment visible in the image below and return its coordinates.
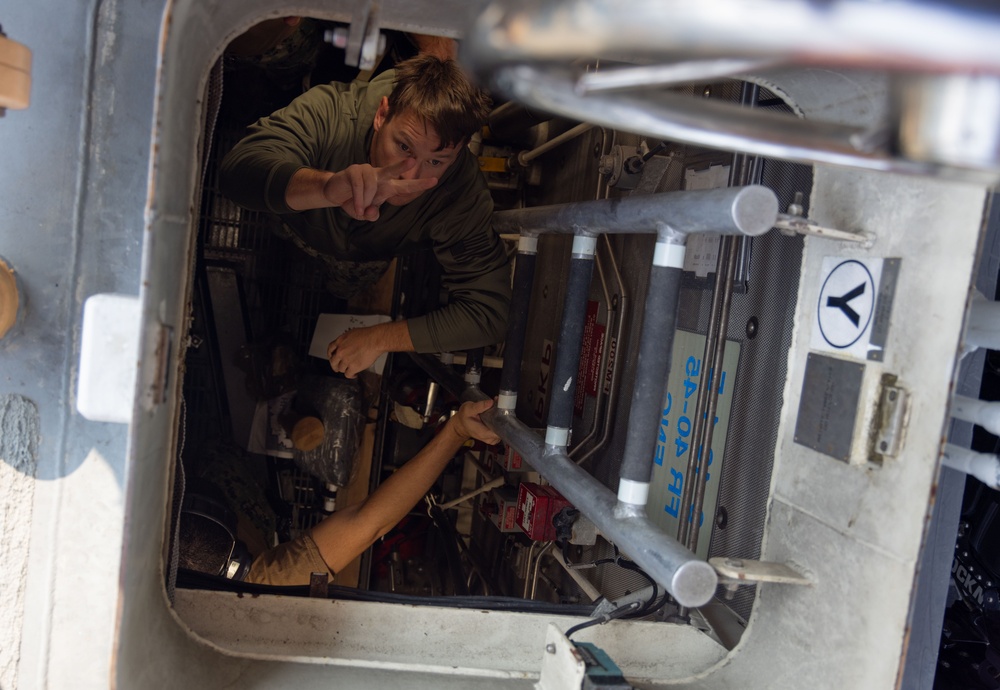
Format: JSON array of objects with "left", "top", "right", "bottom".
[{"left": 219, "top": 53, "right": 511, "bottom": 379}]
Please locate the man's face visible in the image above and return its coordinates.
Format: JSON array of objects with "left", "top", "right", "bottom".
[{"left": 370, "top": 97, "right": 463, "bottom": 206}]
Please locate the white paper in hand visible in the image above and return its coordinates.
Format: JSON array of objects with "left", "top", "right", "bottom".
[{"left": 308, "top": 313, "right": 393, "bottom": 375}]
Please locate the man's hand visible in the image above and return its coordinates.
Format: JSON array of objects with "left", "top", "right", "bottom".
[
  {"left": 327, "top": 328, "right": 382, "bottom": 378},
  {"left": 327, "top": 320, "right": 415, "bottom": 378},
  {"left": 449, "top": 399, "right": 500, "bottom": 445},
  {"left": 323, "top": 159, "right": 437, "bottom": 220}
]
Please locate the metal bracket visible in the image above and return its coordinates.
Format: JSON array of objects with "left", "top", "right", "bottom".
[
  {"left": 775, "top": 213, "right": 875, "bottom": 247},
  {"left": 537, "top": 623, "right": 587, "bottom": 690},
  {"left": 709, "top": 557, "right": 811, "bottom": 598},
  {"left": 871, "top": 375, "right": 909, "bottom": 462}
]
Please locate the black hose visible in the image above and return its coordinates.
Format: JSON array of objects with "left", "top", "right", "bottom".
[
  {"left": 618, "top": 263, "right": 683, "bottom": 485},
  {"left": 546, "top": 254, "right": 596, "bottom": 434},
  {"left": 499, "top": 250, "right": 537, "bottom": 394}
]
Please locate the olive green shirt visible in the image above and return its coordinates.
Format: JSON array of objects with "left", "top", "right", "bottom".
[{"left": 219, "top": 70, "right": 510, "bottom": 353}]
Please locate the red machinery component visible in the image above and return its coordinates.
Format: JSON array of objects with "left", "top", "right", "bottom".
[{"left": 516, "top": 482, "right": 571, "bottom": 541}]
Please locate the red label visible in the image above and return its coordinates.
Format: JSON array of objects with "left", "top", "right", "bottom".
[{"left": 575, "top": 301, "right": 605, "bottom": 416}]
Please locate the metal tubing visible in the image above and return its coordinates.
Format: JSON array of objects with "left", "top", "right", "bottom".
[
  {"left": 551, "top": 548, "right": 602, "bottom": 602},
  {"left": 406, "top": 353, "right": 719, "bottom": 607},
  {"left": 518, "top": 122, "right": 594, "bottom": 167},
  {"left": 574, "top": 237, "right": 628, "bottom": 467},
  {"left": 492, "top": 185, "right": 777, "bottom": 238},
  {"left": 576, "top": 59, "right": 777, "bottom": 94},
  {"left": 498, "top": 243, "right": 538, "bottom": 400},
  {"left": 617, "top": 257, "right": 685, "bottom": 499},
  {"left": 480, "top": 65, "right": 1000, "bottom": 182},
  {"left": 494, "top": 409, "right": 718, "bottom": 607},
  {"left": 466, "top": 0, "right": 1000, "bottom": 83},
  {"left": 677, "top": 240, "right": 732, "bottom": 548},
  {"left": 545, "top": 248, "right": 596, "bottom": 446},
  {"left": 688, "top": 235, "right": 740, "bottom": 553},
  {"left": 686, "top": 93, "right": 761, "bottom": 550},
  {"left": 529, "top": 542, "right": 555, "bottom": 599},
  {"left": 438, "top": 476, "right": 506, "bottom": 511}
]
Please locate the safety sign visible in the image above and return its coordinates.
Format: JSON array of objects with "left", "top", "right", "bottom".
[{"left": 811, "top": 257, "right": 899, "bottom": 361}]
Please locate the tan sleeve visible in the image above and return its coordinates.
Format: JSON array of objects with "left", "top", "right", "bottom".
[{"left": 245, "top": 533, "right": 335, "bottom": 586}]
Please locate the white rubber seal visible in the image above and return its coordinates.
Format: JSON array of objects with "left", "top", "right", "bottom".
[
  {"left": 653, "top": 241, "right": 686, "bottom": 268},
  {"left": 497, "top": 392, "right": 518, "bottom": 410},
  {"left": 572, "top": 235, "right": 598, "bottom": 256},
  {"left": 518, "top": 235, "right": 539, "bottom": 254},
  {"left": 545, "top": 426, "right": 570, "bottom": 447},
  {"left": 617, "top": 478, "right": 650, "bottom": 506}
]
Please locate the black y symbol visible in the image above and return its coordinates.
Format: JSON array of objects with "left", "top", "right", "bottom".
[{"left": 827, "top": 283, "right": 865, "bottom": 327}]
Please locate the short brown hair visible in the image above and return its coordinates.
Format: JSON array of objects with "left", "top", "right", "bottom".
[{"left": 386, "top": 55, "right": 492, "bottom": 149}]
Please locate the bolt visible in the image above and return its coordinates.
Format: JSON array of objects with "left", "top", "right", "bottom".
[
  {"left": 787, "top": 192, "right": 804, "bottom": 217},
  {"left": 545, "top": 643, "right": 556, "bottom": 654},
  {"left": 879, "top": 441, "right": 889, "bottom": 452}
]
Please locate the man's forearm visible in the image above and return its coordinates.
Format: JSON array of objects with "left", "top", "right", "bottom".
[
  {"left": 285, "top": 167, "right": 336, "bottom": 211},
  {"left": 367, "top": 320, "right": 415, "bottom": 353},
  {"left": 308, "top": 416, "right": 466, "bottom": 572},
  {"left": 361, "top": 419, "right": 466, "bottom": 536}
]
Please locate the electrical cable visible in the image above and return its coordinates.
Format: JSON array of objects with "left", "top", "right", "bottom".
[
  {"left": 176, "top": 569, "right": 594, "bottom": 616},
  {"left": 564, "top": 600, "right": 641, "bottom": 640},
  {"left": 640, "top": 140, "right": 669, "bottom": 163},
  {"left": 568, "top": 544, "right": 660, "bottom": 619}
]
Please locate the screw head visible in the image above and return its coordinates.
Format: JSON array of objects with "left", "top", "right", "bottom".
[
  {"left": 546, "top": 643, "right": 556, "bottom": 654},
  {"left": 746, "top": 317, "right": 758, "bottom": 340},
  {"left": 716, "top": 506, "right": 728, "bottom": 529}
]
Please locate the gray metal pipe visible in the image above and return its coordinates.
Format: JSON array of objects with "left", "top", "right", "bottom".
[
  {"left": 406, "top": 353, "right": 718, "bottom": 607},
  {"left": 477, "top": 64, "right": 1000, "bottom": 182},
  {"left": 517, "top": 122, "right": 594, "bottom": 167},
  {"left": 492, "top": 185, "right": 777, "bottom": 238},
  {"left": 465, "top": 0, "right": 1000, "bottom": 77},
  {"left": 490, "top": 407, "right": 718, "bottom": 608}
]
